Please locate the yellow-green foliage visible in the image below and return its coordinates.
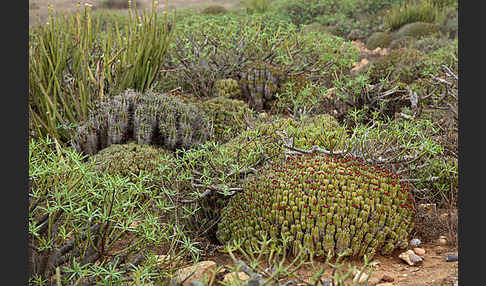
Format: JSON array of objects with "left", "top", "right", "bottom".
[
  {"left": 201, "top": 97, "right": 253, "bottom": 143},
  {"left": 222, "top": 115, "right": 347, "bottom": 168},
  {"left": 365, "top": 49, "right": 427, "bottom": 84},
  {"left": 384, "top": 0, "right": 438, "bottom": 31},
  {"left": 366, "top": 32, "right": 393, "bottom": 50},
  {"left": 215, "top": 78, "right": 241, "bottom": 99},
  {"left": 201, "top": 5, "right": 228, "bottom": 15},
  {"left": 217, "top": 153, "right": 416, "bottom": 259},
  {"left": 393, "top": 22, "right": 439, "bottom": 40}
]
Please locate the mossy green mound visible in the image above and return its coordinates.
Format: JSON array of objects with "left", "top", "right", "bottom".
[
  {"left": 366, "top": 32, "right": 393, "bottom": 50},
  {"left": 201, "top": 97, "right": 253, "bottom": 143},
  {"left": 215, "top": 78, "right": 241, "bottom": 99},
  {"left": 89, "top": 143, "right": 186, "bottom": 192},
  {"left": 393, "top": 22, "right": 439, "bottom": 40},
  {"left": 201, "top": 5, "right": 228, "bottom": 15},
  {"left": 222, "top": 114, "right": 348, "bottom": 168},
  {"left": 217, "top": 153, "right": 415, "bottom": 259}
]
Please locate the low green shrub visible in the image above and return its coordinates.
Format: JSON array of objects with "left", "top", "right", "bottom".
[
  {"left": 366, "top": 31, "right": 393, "bottom": 50},
  {"left": 200, "top": 97, "right": 254, "bottom": 143},
  {"left": 388, "top": 36, "right": 414, "bottom": 50},
  {"left": 365, "top": 49, "right": 429, "bottom": 84},
  {"left": 393, "top": 22, "right": 439, "bottom": 40},
  {"left": 29, "top": 137, "right": 194, "bottom": 284},
  {"left": 165, "top": 14, "right": 358, "bottom": 110},
  {"left": 201, "top": 5, "right": 228, "bottom": 15},
  {"left": 242, "top": 0, "right": 271, "bottom": 13}
]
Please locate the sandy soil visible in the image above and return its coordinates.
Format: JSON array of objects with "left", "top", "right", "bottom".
[
  {"left": 29, "top": 0, "right": 241, "bottom": 27},
  {"left": 206, "top": 243, "right": 458, "bottom": 285}
]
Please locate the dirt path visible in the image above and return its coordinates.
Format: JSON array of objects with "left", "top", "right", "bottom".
[
  {"left": 205, "top": 243, "right": 458, "bottom": 285},
  {"left": 29, "top": 0, "right": 241, "bottom": 27}
]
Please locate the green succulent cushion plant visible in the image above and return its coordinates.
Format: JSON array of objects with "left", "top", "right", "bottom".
[
  {"left": 217, "top": 153, "right": 415, "bottom": 259},
  {"left": 393, "top": 22, "right": 439, "bottom": 40},
  {"left": 366, "top": 31, "right": 393, "bottom": 50},
  {"left": 201, "top": 97, "right": 254, "bottom": 143},
  {"left": 215, "top": 78, "right": 242, "bottom": 99},
  {"left": 88, "top": 143, "right": 188, "bottom": 193}
]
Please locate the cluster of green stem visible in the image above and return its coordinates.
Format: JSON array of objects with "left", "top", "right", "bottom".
[
  {"left": 73, "top": 89, "right": 211, "bottom": 155},
  {"left": 217, "top": 153, "right": 415, "bottom": 259},
  {"left": 201, "top": 97, "right": 253, "bottom": 143}
]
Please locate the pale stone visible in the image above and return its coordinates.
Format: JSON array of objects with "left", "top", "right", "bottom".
[
  {"left": 175, "top": 261, "right": 217, "bottom": 286},
  {"left": 438, "top": 237, "right": 448, "bottom": 246},
  {"left": 413, "top": 247, "right": 426, "bottom": 256},
  {"left": 222, "top": 272, "right": 250, "bottom": 284},
  {"left": 399, "top": 250, "right": 423, "bottom": 266},
  {"left": 353, "top": 270, "right": 369, "bottom": 283}
]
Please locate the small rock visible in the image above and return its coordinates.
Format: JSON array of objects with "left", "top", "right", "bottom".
[
  {"left": 367, "top": 276, "right": 381, "bottom": 286},
  {"left": 399, "top": 250, "right": 423, "bottom": 266},
  {"left": 222, "top": 271, "right": 250, "bottom": 284},
  {"left": 418, "top": 203, "right": 437, "bottom": 214},
  {"left": 413, "top": 247, "right": 426, "bottom": 256},
  {"left": 353, "top": 270, "right": 369, "bottom": 283},
  {"left": 174, "top": 261, "right": 217, "bottom": 286},
  {"left": 438, "top": 238, "right": 448, "bottom": 246},
  {"left": 409, "top": 238, "right": 421, "bottom": 247},
  {"left": 380, "top": 274, "right": 394, "bottom": 282},
  {"left": 445, "top": 254, "right": 458, "bottom": 262}
]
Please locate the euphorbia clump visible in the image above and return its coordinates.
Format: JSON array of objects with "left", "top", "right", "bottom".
[{"left": 217, "top": 153, "right": 415, "bottom": 259}]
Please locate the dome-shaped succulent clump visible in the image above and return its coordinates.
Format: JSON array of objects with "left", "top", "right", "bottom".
[
  {"left": 201, "top": 97, "right": 254, "bottom": 143},
  {"left": 215, "top": 78, "right": 242, "bottom": 99},
  {"left": 393, "top": 22, "right": 439, "bottom": 41},
  {"left": 366, "top": 32, "right": 393, "bottom": 50},
  {"left": 73, "top": 89, "right": 212, "bottom": 155},
  {"left": 201, "top": 5, "right": 228, "bottom": 15},
  {"left": 217, "top": 153, "right": 415, "bottom": 259},
  {"left": 90, "top": 143, "right": 172, "bottom": 177},
  {"left": 89, "top": 143, "right": 190, "bottom": 193}
]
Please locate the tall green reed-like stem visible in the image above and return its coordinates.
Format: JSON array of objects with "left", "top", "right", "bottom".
[{"left": 29, "top": 0, "right": 175, "bottom": 143}]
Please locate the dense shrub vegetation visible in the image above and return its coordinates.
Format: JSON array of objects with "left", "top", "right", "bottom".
[{"left": 28, "top": 0, "right": 458, "bottom": 284}]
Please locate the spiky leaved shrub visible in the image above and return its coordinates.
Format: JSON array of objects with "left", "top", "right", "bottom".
[
  {"left": 215, "top": 78, "right": 241, "bottom": 99},
  {"left": 366, "top": 32, "right": 393, "bottom": 50},
  {"left": 164, "top": 14, "right": 357, "bottom": 102},
  {"left": 73, "top": 89, "right": 211, "bottom": 155},
  {"left": 217, "top": 153, "right": 415, "bottom": 259},
  {"left": 200, "top": 97, "right": 254, "bottom": 143},
  {"left": 393, "top": 22, "right": 439, "bottom": 40},
  {"left": 29, "top": 137, "right": 194, "bottom": 285}
]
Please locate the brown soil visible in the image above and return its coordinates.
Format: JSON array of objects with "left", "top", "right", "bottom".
[{"left": 204, "top": 242, "right": 458, "bottom": 285}]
